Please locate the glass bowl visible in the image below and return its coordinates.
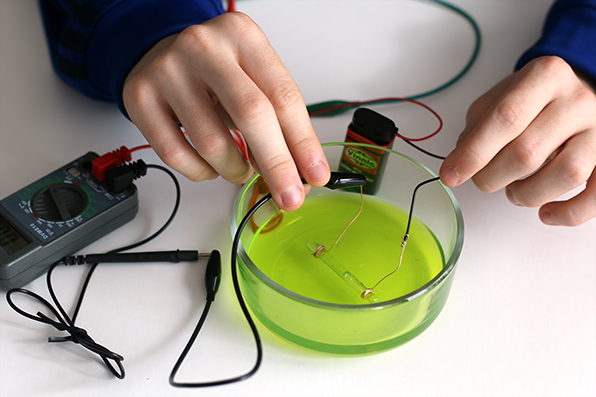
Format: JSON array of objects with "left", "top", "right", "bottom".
[{"left": 230, "top": 143, "right": 464, "bottom": 354}]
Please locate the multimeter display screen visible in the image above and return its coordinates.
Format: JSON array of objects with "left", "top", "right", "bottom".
[{"left": 0, "top": 215, "right": 30, "bottom": 256}]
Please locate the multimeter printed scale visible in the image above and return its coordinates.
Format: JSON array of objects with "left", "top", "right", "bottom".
[{"left": 0, "top": 152, "right": 138, "bottom": 289}]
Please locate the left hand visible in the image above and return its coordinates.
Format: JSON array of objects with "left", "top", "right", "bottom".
[
  {"left": 123, "top": 13, "right": 330, "bottom": 212},
  {"left": 440, "top": 56, "right": 596, "bottom": 226}
]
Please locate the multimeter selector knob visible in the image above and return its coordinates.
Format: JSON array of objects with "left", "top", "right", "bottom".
[{"left": 31, "top": 183, "right": 88, "bottom": 222}]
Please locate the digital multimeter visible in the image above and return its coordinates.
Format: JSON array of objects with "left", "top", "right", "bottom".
[{"left": 0, "top": 152, "right": 138, "bottom": 289}]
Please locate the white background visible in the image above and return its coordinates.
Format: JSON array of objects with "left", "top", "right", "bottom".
[{"left": 1, "top": 1, "right": 595, "bottom": 396}]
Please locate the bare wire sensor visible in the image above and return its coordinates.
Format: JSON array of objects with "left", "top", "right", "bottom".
[
  {"left": 363, "top": 177, "right": 440, "bottom": 299},
  {"left": 312, "top": 186, "right": 364, "bottom": 258},
  {"left": 361, "top": 234, "right": 408, "bottom": 301},
  {"left": 309, "top": 177, "right": 440, "bottom": 302}
]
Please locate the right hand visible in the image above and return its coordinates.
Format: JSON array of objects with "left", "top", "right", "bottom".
[
  {"left": 123, "top": 12, "right": 330, "bottom": 211},
  {"left": 440, "top": 56, "right": 596, "bottom": 226}
]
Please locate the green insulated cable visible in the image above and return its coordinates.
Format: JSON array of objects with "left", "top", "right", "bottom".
[{"left": 306, "top": 0, "right": 482, "bottom": 116}]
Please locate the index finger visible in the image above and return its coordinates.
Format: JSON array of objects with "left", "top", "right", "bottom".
[
  {"left": 440, "top": 64, "right": 556, "bottom": 188},
  {"left": 205, "top": 14, "right": 328, "bottom": 210},
  {"left": 240, "top": 47, "right": 330, "bottom": 186},
  {"left": 234, "top": 16, "right": 329, "bottom": 189}
]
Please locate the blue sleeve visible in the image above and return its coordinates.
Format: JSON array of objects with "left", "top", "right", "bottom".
[
  {"left": 39, "top": 0, "right": 225, "bottom": 116},
  {"left": 516, "top": 0, "right": 596, "bottom": 81}
]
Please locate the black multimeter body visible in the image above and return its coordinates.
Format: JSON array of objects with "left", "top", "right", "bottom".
[{"left": 0, "top": 152, "right": 138, "bottom": 289}]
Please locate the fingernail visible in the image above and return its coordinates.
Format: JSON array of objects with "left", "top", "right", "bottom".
[
  {"left": 281, "top": 185, "right": 303, "bottom": 209},
  {"left": 541, "top": 210, "right": 557, "bottom": 226},
  {"left": 441, "top": 165, "right": 460, "bottom": 186},
  {"left": 308, "top": 161, "right": 328, "bottom": 182},
  {"left": 506, "top": 187, "right": 522, "bottom": 207}
]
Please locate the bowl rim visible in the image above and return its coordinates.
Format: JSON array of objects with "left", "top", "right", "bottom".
[{"left": 230, "top": 142, "right": 465, "bottom": 311}]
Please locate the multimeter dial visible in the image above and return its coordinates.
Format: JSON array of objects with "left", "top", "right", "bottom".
[{"left": 31, "top": 183, "right": 88, "bottom": 222}]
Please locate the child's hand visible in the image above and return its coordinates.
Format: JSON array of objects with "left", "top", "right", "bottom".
[
  {"left": 440, "top": 56, "right": 596, "bottom": 226},
  {"left": 123, "top": 12, "right": 330, "bottom": 211}
]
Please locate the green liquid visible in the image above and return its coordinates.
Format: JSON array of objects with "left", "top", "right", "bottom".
[{"left": 247, "top": 192, "right": 444, "bottom": 305}]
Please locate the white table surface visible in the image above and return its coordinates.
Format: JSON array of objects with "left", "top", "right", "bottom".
[{"left": 1, "top": 1, "right": 595, "bottom": 396}]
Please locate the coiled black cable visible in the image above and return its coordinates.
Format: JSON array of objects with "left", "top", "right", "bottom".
[{"left": 5, "top": 163, "right": 181, "bottom": 380}]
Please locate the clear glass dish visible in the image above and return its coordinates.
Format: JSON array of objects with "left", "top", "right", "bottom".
[{"left": 231, "top": 143, "right": 464, "bottom": 354}]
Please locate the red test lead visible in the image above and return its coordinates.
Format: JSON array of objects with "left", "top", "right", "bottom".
[{"left": 91, "top": 146, "right": 132, "bottom": 181}]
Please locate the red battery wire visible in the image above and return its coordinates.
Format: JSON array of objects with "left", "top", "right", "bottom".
[
  {"left": 308, "top": 97, "right": 443, "bottom": 142},
  {"left": 129, "top": 129, "right": 249, "bottom": 162}
]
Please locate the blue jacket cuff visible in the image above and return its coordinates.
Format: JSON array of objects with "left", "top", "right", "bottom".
[
  {"left": 515, "top": 0, "right": 596, "bottom": 81},
  {"left": 86, "top": 0, "right": 224, "bottom": 116}
]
